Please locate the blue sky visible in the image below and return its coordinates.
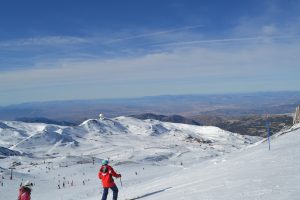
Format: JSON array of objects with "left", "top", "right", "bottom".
[{"left": 1, "top": 0, "right": 300, "bottom": 105}]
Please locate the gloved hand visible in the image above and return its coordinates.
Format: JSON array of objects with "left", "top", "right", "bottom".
[{"left": 118, "top": 174, "right": 122, "bottom": 178}]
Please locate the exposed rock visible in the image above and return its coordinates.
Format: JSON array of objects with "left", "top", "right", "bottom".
[
  {"left": 293, "top": 106, "right": 300, "bottom": 125},
  {"left": 191, "top": 114, "right": 293, "bottom": 137},
  {"left": 130, "top": 113, "right": 202, "bottom": 126},
  {"left": 0, "top": 146, "right": 22, "bottom": 158}
]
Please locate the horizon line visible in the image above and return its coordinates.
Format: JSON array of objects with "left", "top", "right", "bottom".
[{"left": 2, "top": 89, "right": 300, "bottom": 107}]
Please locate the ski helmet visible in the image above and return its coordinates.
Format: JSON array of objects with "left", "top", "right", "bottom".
[
  {"left": 23, "top": 180, "right": 33, "bottom": 189},
  {"left": 102, "top": 159, "right": 108, "bottom": 165}
]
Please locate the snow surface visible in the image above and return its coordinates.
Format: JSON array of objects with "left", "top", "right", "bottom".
[{"left": 1, "top": 117, "right": 297, "bottom": 199}]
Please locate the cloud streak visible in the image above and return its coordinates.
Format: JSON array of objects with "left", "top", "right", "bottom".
[
  {"left": 1, "top": 36, "right": 299, "bottom": 91},
  {"left": 106, "top": 24, "right": 204, "bottom": 44},
  {"left": 0, "top": 36, "right": 88, "bottom": 48},
  {"left": 150, "top": 34, "right": 300, "bottom": 47}
]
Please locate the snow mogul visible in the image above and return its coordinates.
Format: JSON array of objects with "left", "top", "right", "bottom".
[
  {"left": 18, "top": 181, "right": 33, "bottom": 200},
  {"left": 98, "top": 160, "right": 122, "bottom": 200}
]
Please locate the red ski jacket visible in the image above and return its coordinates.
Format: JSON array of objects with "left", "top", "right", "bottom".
[
  {"left": 98, "top": 164, "right": 121, "bottom": 188},
  {"left": 18, "top": 187, "right": 31, "bottom": 200}
]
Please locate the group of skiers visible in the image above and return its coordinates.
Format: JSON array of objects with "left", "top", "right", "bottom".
[{"left": 17, "top": 159, "right": 121, "bottom": 200}]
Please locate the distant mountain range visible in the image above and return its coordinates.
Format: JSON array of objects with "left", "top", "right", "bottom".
[{"left": 0, "top": 91, "right": 299, "bottom": 125}]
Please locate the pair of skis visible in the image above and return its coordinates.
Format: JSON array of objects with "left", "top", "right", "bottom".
[{"left": 125, "top": 197, "right": 140, "bottom": 200}]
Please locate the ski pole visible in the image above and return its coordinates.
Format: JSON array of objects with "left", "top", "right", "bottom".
[
  {"left": 119, "top": 177, "right": 128, "bottom": 200},
  {"left": 120, "top": 177, "right": 123, "bottom": 187}
]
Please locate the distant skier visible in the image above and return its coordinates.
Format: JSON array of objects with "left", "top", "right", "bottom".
[
  {"left": 18, "top": 181, "right": 33, "bottom": 200},
  {"left": 98, "top": 160, "right": 121, "bottom": 200}
]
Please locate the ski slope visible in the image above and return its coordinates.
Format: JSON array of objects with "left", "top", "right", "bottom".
[
  {"left": 1, "top": 117, "right": 298, "bottom": 199},
  {"left": 122, "top": 124, "right": 300, "bottom": 200}
]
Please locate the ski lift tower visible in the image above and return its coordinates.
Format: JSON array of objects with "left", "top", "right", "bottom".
[
  {"left": 9, "top": 166, "right": 15, "bottom": 180},
  {"left": 99, "top": 113, "right": 105, "bottom": 120}
]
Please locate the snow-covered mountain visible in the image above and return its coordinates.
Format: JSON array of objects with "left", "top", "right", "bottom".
[
  {"left": 0, "top": 116, "right": 260, "bottom": 163},
  {"left": 5, "top": 117, "right": 300, "bottom": 200}
]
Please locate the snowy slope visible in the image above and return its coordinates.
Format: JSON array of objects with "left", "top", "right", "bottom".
[
  {"left": 122, "top": 124, "right": 300, "bottom": 200},
  {"left": 0, "top": 121, "right": 298, "bottom": 199},
  {"left": 0, "top": 116, "right": 267, "bottom": 200},
  {"left": 0, "top": 121, "right": 47, "bottom": 147},
  {"left": 0, "top": 117, "right": 260, "bottom": 162}
]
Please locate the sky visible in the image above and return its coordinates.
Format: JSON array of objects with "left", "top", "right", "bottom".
[{"left": 0, "top": 0, "right": 300, "bottom": 106}]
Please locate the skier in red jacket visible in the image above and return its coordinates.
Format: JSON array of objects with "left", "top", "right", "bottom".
[
  {"left": 98, "top": 160, "right": 121, "bottom": 200},
  {"left": 18, "top": 181, "right": 33, "bottom": 200}
]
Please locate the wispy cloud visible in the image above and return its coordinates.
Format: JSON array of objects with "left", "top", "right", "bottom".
[
  {"left": 106, "top": 24, "right": 204, "bottom": 44},
  {"left": 0, "top": 36, "right": 88, "bottom": 48},
  {"left": 0, "top": 25, "right": 204, "bottom": 49},
  {"left": 149, "top": 34, "right": 299, "bottom": 47},
  {"left": 1, "top": 35, "right": 299, "bottom": 91}
]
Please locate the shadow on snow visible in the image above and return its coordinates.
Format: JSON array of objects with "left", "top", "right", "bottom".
[{"left": 127, "top": 187, "right": 172, "bottom": 200}]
